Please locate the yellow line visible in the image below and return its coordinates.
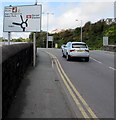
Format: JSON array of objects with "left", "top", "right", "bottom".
[
  {"left": 55, "top": 60, "right": 90, "bottom": 119},
  {"left": 44, "top": 51, "right": 99, "bottom": 119},
  {"left": 57, "top": 59, "right": 98, "bottom": 119}
]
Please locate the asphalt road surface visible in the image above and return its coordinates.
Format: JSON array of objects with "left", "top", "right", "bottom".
[
  {"left": 7, "top": 48, "right": 114, "bottom": 119},
  {"left": 41, "top": 48, "right": 114, "bottom": 118}
]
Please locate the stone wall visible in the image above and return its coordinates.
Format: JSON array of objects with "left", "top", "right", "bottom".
[
  {"left": 2, "top": 43, "right": 33, "bottom": 119},
  {"left": 103, "top": 45, "right": 116, "bottom": 52}
]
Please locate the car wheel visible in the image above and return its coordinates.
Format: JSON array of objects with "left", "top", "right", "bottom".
[
  {"left": 66, "top": 54, "right": 70, "bottom": 61},
  {"left": 62, "top": 53, "right": 65, "bottom": 57},
  {"left": 85, "top": 57, "right": 89, "bottom": 62}
]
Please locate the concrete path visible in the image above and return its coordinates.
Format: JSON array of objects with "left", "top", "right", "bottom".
[{"left": 7, "top": 50, "right": 74, "bottom": 118}]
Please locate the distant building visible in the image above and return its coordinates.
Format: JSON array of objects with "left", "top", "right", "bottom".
[
  {"left": 105, "top": 18, "right": 116, "bottom": 25},
  {"left": 51, "top": 29, "right": 65, "bottom": 34}
]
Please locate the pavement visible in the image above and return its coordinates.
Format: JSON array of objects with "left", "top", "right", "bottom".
[{"left": 7, "top": 50, "right": 74, "bottom": 118}]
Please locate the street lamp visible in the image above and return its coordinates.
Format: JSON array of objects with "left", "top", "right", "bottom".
[
  {"left": 35, "top": 0, "right": 37, "bottom": 5},
  {"left": 76, "top": 19, "right": 83, "bottom": 42},
  {"left": 46, "top": 12, "right": 54, "bottom": 48}
]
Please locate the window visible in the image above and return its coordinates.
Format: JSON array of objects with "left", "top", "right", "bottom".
[
  {"left": 72, "top": 44, "right": 87, "bottom": 48},
  {"left": 66, "top": 42, "right": 71, "bottom": 48}
]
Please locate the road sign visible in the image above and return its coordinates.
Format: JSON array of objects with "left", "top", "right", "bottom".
[
  {"left": 48, "top": 36, "right": 53, "bottom": 41},
  {"left": 103, "top": 37, "right": 108, "bottom": 46},
  {"left": 3, "top": 5, "right": 42, "bottom": 32}
]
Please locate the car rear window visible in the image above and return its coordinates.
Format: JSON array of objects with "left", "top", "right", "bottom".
[{"left": 72, "top": 44, "right": 87, "bottom": 48}]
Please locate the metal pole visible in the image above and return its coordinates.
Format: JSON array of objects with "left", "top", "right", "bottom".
[
  {"left": 46, "top": 13, "right": 54, "bottom": 48},
  {"left": 81, "top": 20, "right": 82, "bottom": 42},
  {"left": 46, "top": 13, "right": 49, "bottom": 48},
  {"left": 35, "top": 0, "right": 37, "bottom": 5},
  {"left": 33, "top": 32, "right": 36, "bottom": 67},
  {"left": 76, "top": 19, "right": 82, "bottom": 42},
  {"left": 52, "top": 40, "right": 53, "bottom": 48},
  {"left": 8, "top": 32, "right": 11, "bottom": 45}
]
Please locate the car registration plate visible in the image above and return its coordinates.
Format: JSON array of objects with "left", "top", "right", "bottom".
[{"left": 77, "top": 50, "right": 84, "bottom": 52}]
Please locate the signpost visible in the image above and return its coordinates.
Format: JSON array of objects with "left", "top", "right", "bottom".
[
  {"left": 48, "top": 36, "right": 53, "bottom": 48},
  {"left": 48, "top": 36, "right": 53, "bottom": 42},
  {"left": 3, "top": 4, "right": 42, "bottom": 67},
  {"left": 103, "top": 37, "right": 108, "bottom": 46},
  {"left": 8, "top": 32, "right": 11, "bottom": 45}
]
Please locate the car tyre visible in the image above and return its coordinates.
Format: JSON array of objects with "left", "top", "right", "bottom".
[
  {"left": 85, "top": 57, "right": 89, "bottom": 62},
  {"left": 66, "top": 54, "right": 70, "bottom": 61},
  {"left": 62, "top": 53, "right": 65, "bottom": 57}
]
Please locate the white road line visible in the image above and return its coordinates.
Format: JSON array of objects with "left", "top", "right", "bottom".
[
  {"left": 90, "top": 57, "right": 116, "bottom": 71},
  {"left": 109, "top": 67, "right": 116, "bottom": 71},
  {"left": 90, "top": 57, "right": 102, "bottom": 64},
  {"left": 52, "top": 60, "right": 54, "bottom": 68}
]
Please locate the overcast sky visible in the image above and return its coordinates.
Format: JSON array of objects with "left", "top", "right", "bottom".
[{"left": 0, "top": 0, "right": 115, "bottom": 39}]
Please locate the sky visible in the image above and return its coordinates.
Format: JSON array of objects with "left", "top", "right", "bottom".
[{"left": 0, "top": 0, "right": 115, "bottom": 39}]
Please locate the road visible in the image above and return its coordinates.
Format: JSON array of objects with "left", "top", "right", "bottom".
[
  {"left": 7, "top": 48, "right": 114, "bottom": 119},
  {"left": 41, "top": 48, "right": 114, "bottom": 118}
]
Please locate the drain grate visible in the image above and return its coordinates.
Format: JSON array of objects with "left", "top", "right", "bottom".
[{"left": 55, "top": 79, "right": 59, "bottom": 81}]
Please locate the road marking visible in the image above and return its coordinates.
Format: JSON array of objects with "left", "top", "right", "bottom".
[
  {"left": 57, "top": 59, "right": 98, "bottom": 119},
  {"left": 45, "top": 51, "right": 99, "bottom": 119},
  {"left": 56, "top": 60, "right": 89, "bottom": 119},
  {"left": 109, "top": 67, "right": 116, "bottom": 71},
  {"left": 90, "top": 57, "right": 102, "bottom": 64},
  {"left": 90, "top": 57, "right": 115, "bottom": 71},
  {"left": 51, "top": 58, "right": 54, "bottom": 68}
]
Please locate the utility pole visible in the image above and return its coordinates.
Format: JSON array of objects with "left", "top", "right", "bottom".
[
  {"left": 80, "top": 20, "right": 82, "bottom": 42},
  {"left": 46, "top": 13, "right": 49, "bottom": 48},
  {"left": 76, "top": 19, "right": 83, "bottom": 42},
  {"left": 33, "top": 0, "right": 37, "bottom": 67},
  {"left": 35, "top": 0, "right": 37, "bottom": 5},
  {"left": 46, "top": 12, "right": 54, "bottom": 48},
  {"left": 8, "top": 32, "right": 11, "bottom": 45}
]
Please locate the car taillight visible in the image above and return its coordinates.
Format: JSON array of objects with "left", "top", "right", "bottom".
[
  {"left": 70, "top": 50, "right": 75, "bottom": 52},
  {"left": 85, "top": 50, "right": 89, "bottom": 52}
]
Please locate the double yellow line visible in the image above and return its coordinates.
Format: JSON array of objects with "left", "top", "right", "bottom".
[{"left": 45, "top": 51, "right": 99, "bottom": 119}]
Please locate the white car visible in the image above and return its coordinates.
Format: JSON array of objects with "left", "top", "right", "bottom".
[
  {"left": 62, "top": 42, "right": 89, "bottom": 62},
  {"left": 61, "top": 44, "right": 66, "bottom": 50}
]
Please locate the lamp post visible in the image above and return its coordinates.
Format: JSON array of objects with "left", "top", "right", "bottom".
[
  {"left": 80, "top": 20, "right": 82, "bottom": 42},
  {"left": 76, "top": 19, "right": 83, "bottom": 42},
  {"left": 35, "top": 0, "right": 37, "bottom": 5},
  {"left": 46, "top": 12, "right": 54, "bottom": 48}
]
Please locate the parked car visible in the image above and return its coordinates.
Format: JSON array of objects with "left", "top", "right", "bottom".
[{"left": 62, "top": 42, "right": 89, "bottom": 62}]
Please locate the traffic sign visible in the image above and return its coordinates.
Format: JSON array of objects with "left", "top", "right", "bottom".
[
  {"left": 3, "top": 5, "right": 42, "bottom": 32},
  {"left": 48, "top": 36, "right": 53, "bottom": 41},
  {"left": 103, "top": 37, "right": 108, "bottom": 46}
]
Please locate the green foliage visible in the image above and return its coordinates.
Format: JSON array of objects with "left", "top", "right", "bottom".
[
  {"left": 29, "top": 19, "right": 116, "bottom": 49},
  {"left": 0, "top": 37, "right": 3, "bottom": 42},
  {"left": 104, "top": 24, "right": 116, "bottom": 44},
  {"left": 29, "top": 31, "right": 47, "bottom": 48},
  {"left": 12, "top": 37, "right": 31, "bottom": 42}
]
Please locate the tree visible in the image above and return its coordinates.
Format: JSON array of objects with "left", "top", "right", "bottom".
[{"left": 29, "top": 19, "right": 116, "bottom": 49}]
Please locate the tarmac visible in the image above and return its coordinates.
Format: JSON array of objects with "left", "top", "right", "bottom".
[{"left": 7, "top": 50, "right": 74, "bottom": 118}]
